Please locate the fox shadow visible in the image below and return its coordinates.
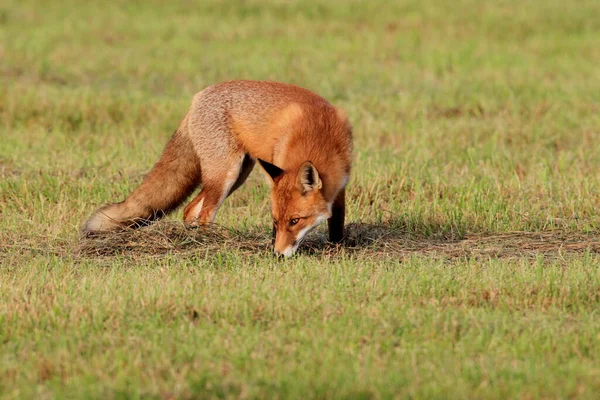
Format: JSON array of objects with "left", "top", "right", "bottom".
[{"left": 297, "top": 215, "right": 465, "bottom": 256}]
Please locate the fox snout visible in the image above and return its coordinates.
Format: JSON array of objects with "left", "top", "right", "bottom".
[
  {"left": 273, "top": 234, "right": 301, "bottom": 258},
  {"left": 274, "top": 247, "right": 295, "bottom": 258},
  {"left": 273, "top": 228, "right": 298, "bottom": 258}
]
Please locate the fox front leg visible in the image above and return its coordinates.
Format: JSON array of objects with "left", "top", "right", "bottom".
[{"left": 328, "top": 188, "right": 345, "bottom": 243}]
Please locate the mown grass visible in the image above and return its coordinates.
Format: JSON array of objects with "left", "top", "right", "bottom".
[{"left": 2, "top": 0, "right": 600, "bottom": 398}]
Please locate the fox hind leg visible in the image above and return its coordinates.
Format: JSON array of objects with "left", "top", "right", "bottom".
[
  {"left": 183, "top": 153, "right": 255, "bottom": 225},
  {"left": 226, "top": 154, "right": 256, "bottom": 196}
]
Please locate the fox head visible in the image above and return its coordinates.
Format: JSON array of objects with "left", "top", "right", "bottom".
[{"left": 258, "top": 159, "right": 331, "bottom": 257}]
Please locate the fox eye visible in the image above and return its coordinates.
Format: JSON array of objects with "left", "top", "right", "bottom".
[{"left": 289, "top": 218, "right": 300, "bottom": 226}]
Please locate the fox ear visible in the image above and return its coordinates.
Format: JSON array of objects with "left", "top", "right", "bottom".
[
  {"left": 297, "top": 161, "right": 322, "bottom": 193},
  {"left": 258, "top": 159, "right": 284, "bottom": 181}
]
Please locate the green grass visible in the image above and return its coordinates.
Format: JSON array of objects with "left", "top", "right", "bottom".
[{"left": 2, "top": 0, "right": 600, "bottom": 398}]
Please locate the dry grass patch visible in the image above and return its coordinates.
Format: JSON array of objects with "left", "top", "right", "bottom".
[{"left": 67, "top": 221, "right": 600, "bottom": 261}]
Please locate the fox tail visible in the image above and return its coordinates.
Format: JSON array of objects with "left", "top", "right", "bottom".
[{"left": 82, "top": 123, "right": 201, "bottom": 235}]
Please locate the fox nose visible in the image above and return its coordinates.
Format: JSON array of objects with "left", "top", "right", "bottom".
[
  {"left": 273, "top": 250, "right": 284, "bottom": 258},
  {"left": 273, "top": 245, "right": 295, "bottom": 258}
]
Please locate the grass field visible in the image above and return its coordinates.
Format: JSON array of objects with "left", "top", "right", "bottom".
[{"left": 2, "top": 0, "right": 600, "bottom": 398}]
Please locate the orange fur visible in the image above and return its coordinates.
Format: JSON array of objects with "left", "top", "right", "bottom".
[{"left": 83, "top": 80, "right": 353, "bottom": 256}]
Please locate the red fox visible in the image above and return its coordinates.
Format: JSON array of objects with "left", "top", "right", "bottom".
[{"left": 83, "top": 80, "right": 352, "bottom": 257}]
